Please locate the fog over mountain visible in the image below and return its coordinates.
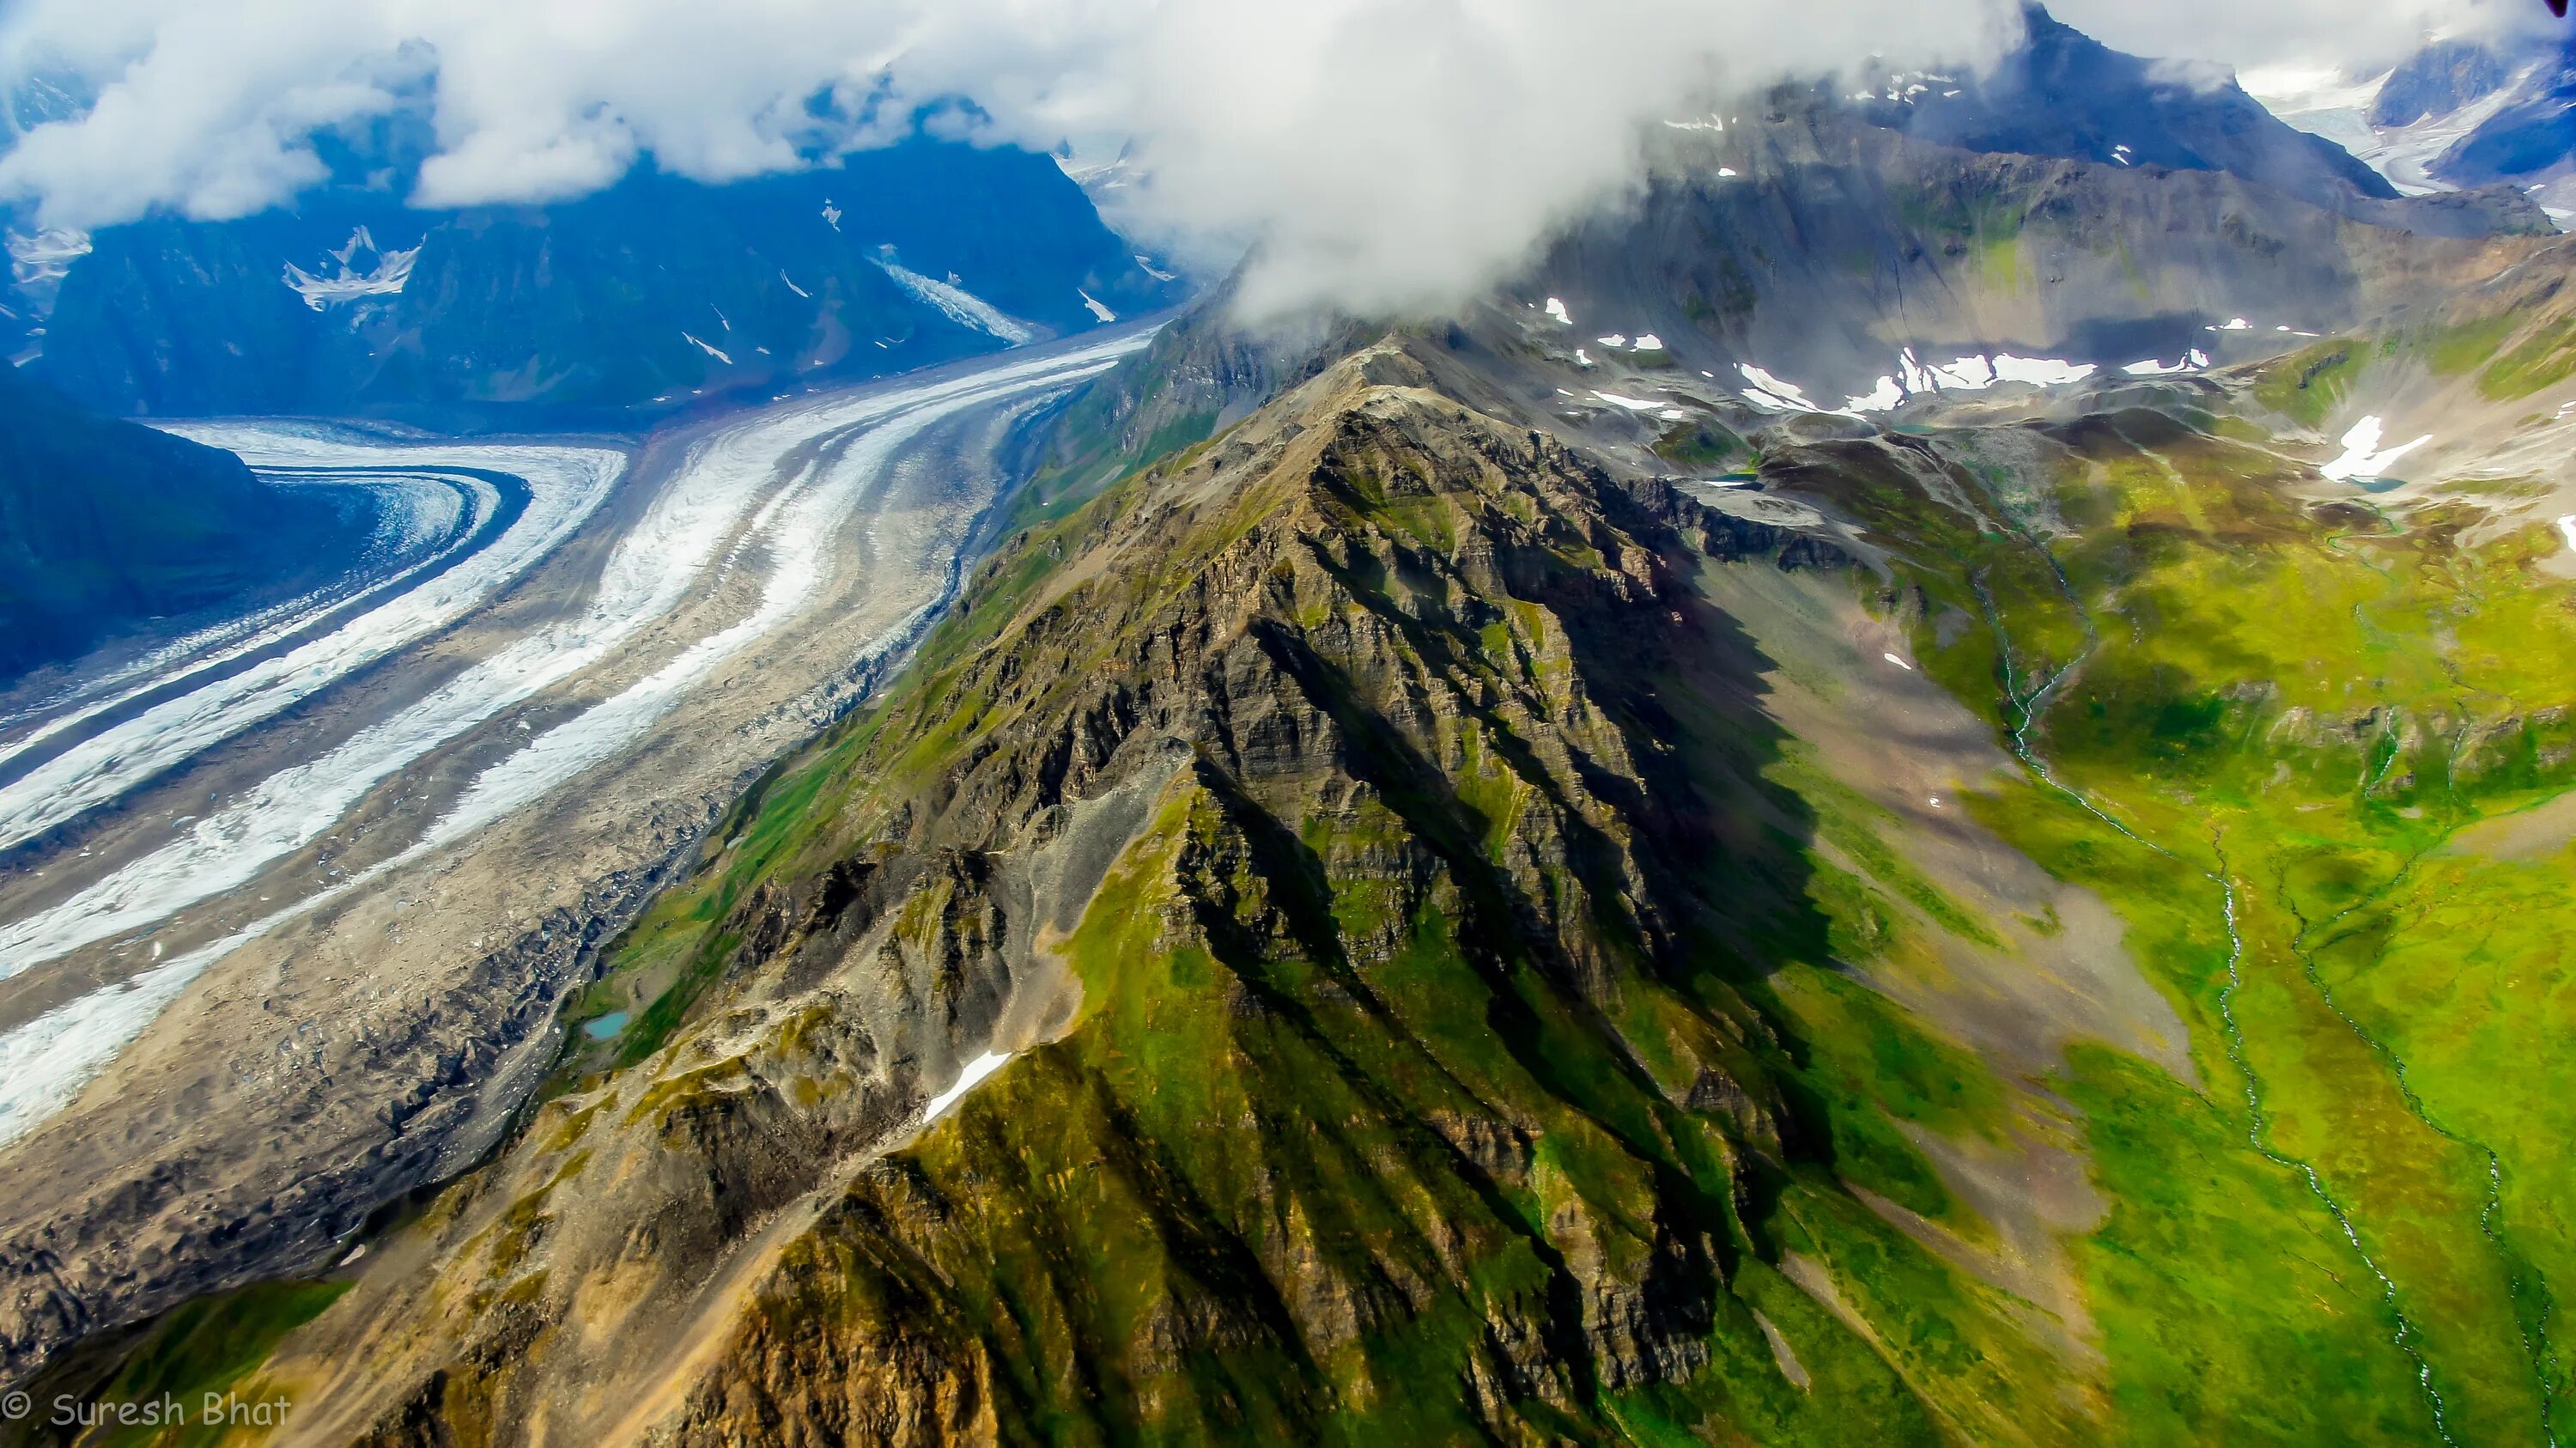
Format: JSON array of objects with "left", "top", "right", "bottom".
[
  {"left": 0, "top": 0, "right": 2506, "bottom": 320},
  {"left": 2065, "top": 0, "right": 2530, "bottom": 75}
]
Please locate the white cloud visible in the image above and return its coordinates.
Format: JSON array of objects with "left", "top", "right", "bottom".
[
  {"left": 0, "top": 0, "right": 2538, "bottom": 319},
  {"left": 2046, "top": 0, "right": 2538, "bottom": 79},
  {"left": 0, "top": 0, "right": 2032, "bottom": 318}
]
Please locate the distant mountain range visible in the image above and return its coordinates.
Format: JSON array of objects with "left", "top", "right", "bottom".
[
  {"left": 2258, "top": 27, "right": 2576, "bottom": 219},
  {"left": 1858, "top": 4, "right": 2554, "bottom": 238},
  {"left": 4, "top": 137, "right": 1182, "bottom": 420}
]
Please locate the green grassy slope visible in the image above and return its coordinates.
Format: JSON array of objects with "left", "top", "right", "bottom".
[
  {"left": 93, "top": 332, "right": 2576, "bottom": 1446},
  {"left": 1777, "top": 386, "right": 2576, "bottom": 1445}
]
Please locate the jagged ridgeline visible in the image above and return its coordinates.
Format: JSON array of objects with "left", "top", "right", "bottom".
[
  {"left": 33, "top": 95, "right": 2576, "bottom": 1448},
  {"left": 235, "top": 338, "right": 1935, "bottom": 1445}
]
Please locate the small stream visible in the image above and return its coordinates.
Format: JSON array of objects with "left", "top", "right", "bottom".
[{"left": 1958, "top": 481, "right": 2474, "bottom": 1441}]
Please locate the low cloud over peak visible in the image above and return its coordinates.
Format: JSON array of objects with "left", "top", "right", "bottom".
[{"left": 0, "top": 0, "right": 2520, "bottom": 319}]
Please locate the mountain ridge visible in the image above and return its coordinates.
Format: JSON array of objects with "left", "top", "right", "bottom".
[
  {"left": 0, "top": 368, "right": 375, "bottom": 680},
  {"left": 18, "top": 139, "right": 1182, "bottom": 421}
]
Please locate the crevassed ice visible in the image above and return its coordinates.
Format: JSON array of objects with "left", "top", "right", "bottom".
[
  {"left": 0, "top": 445, "right": 622, "bottom": 849},
  {"left": 0, "top": 470, "right": 483, "bottom": 758},
  {"left": 0, "top": 332, "right": 1155, "bottom": 1148}
]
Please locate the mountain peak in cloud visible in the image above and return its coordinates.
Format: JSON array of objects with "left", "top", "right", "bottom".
[{"left": 0, "top": 0, "right": 2514, "bottom": 322}]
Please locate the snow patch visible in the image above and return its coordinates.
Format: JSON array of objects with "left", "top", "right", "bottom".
[
  {"left": 1991, "top": 355, "right": 2096, "bottom": 386},
  {"left": 925, "top": 1051, "right": 1012, "bottom": 1122},
  {"left": 1079, "top": 289, "right": 1117, "bottom": 323},
  {"left": 683, "top": 332, "right": 733, "bottom": 365},
  {"left": 283, "top": 227, "right": 418, "bottom": 311},
  {"left": 1544, "top": 297, "right": 1573, "bottom": 326},
  {"left": 879, "top": 259, "right": 1036, "bottom": 345},
  {"left": 2123, "top": 350, "right": 2212, "bottom": 375},
  {"left": 1884, "top": 653, "right": 1913, "bottom": 671},
  {"left": 1844, "top": 375, "right": 1906, "bottom": 412},
  {"left": 2320, "top": 416, "right": 2432, "bottom": 483},
  {"left": 1591, "top": 391, "right": 1662, "bottom": 411},
  {"left": 779, "top": 270, "right": 810, "bottom": 299},
  {"left": 1746, "top": 348, "right": 2098, "bottom": 417},
  {"left": 821, "top": 199, "right": 842, "bottom": 230},
  {"left": 1740, "top": 364, "right": 1836, "bottom": 414},
  {"left": 1632, "top": 333, "right": 1664, "bottom": 351},
  {"left": 7, "top": 227, "right": 89, "bottom": 291}
]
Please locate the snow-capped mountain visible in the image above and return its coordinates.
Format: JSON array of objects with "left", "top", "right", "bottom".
[
  {"left": 2253, "top": 30, "right": 2576, "bottom": 221},
  {"left": 1856, "top": 4, "right": 2403, "bottom": 218}
]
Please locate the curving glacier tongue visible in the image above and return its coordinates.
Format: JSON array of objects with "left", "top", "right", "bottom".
[{"left": 0, "top": 330, "right": 1151, "bottom": 1150}]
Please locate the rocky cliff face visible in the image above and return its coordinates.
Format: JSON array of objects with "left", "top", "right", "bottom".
[
  {"left": 1517, "top": 107, "right": 2543, "bottom": 409},
  {"left": 234, "top": 339, "right": 1933, "bottom": 1445},
  {"left": 21, "top": 54, "right": 2576, "bottom": 1442}
]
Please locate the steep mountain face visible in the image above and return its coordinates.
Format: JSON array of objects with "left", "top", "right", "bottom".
[
  {"left": 20, "top": 17, "right": 2576, "bottom": 1445},
  {"left": 1019, "top": 276, "right": 1357, "bottom": 513},
  {"left": 1503, "top": 106, "right": 2531, "bottom": 419},
  {"left": 1861, "top": 4, "right": 2403, "bottom": 217},
  {"left": 23, "top": 139, "right": 1180, "bottom": 418},
  {"left": 2369, "top": 39, "right": 2513, "bottom": 128},
  {"left": 0, "top": 367, "right": 368, "bottom": 679},
  {"left": 2433, "top": 39, "right": 2576, "bottom": 192},
  {"left": 169, "top": 200, "right": 2576, "bottom": 1437},
  {"left": 2257, "top": 30, "right": 2576, "bottom": 219},
  {"left": 220, "top": 338, "right": 1937, "bottom": 1446}
]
